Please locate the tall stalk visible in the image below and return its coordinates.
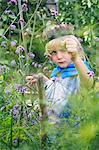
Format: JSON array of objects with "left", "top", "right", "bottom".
[
  {"left": 17, "top": 0, "right": 29, "bottom": 76},
  {"left": 10, "top": 113, "right": 13, "bottom": 150},
  {"left": 29, "top": 0, "right": 43, "bottom": 52},
  {"left": 37, "top": 73, "right": 47, "bottom": 149},
  {"left": 23, "top": 0, "right": 43, "bottom": 30}
]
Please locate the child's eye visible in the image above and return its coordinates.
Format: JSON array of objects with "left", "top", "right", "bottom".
[{"left": 50, "top": 51, "right": 57, "bottom": 55}]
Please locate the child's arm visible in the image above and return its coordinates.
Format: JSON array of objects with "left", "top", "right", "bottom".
[
  {"left": 65, "top": 38, "right": 94, "bottom": 89},
  {"left": 73, "top": 56, "right": 94, "bottom": 89},
  {"left": 26, "top": 73, "right": 49, "bottom": 86}
]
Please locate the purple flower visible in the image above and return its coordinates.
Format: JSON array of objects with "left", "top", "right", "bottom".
[
  {"left": 14, "top": 84, "right": 27, "bottom": 94},
  {"left": 4, "top": 10, "right": 15, "bottom": 16},
  {"left": 38, "top": 64, "right": 42, "bottom": 68},
  {"left": 11, "top": 41, "right": 17, "bottom": 46},
  {"left": 12, "top": 105, "right": 19, "bottom": 120},
  {"left": 11, "top": 60, "right": 16, "bottom": 67},
  {"left": 95, "top": 37, "right": 99, "bottom": 41},
  {"left": 1, "top": 41, "right": 7, "bottom": 48},
  {"left": 13, "top": 138, "right": 18, "bottom": 146},
  {"left": 32, "top": 62, "right": 41, "bottom": 68},
  {"left": 5, "top": 90, "right": 10, "bottom": 94},
  {"left": 28, "top": 52, "right": 35, "bottom": 59},
  {"left": 32, "top": 120, "right": 37, "bottom": 125},
  {"left": 32, "top": 62, "right": 35, "bottom": 66},
  {"left": 16, "top": 45, "right": 25, "bottom": 54},
  {"left": 22, "top": 3, "right": 28, "bottom": 12},
  {"left": 51, "top": 9, "right": 58, "bottom": 16},
  {"left": 0, "top": 65, "right": 6, "bottom": 74},
  {"left": 13, "top": 104, "right": 19, "bottom": 109},
  {"left": 13, "top": 109, "right": 17, "bottom": 116},
  {"left": 32, "top": 62, "right": 38, "bottom": 68},
  {"left": 34, "top": 63, "right": 38, "bottom": 68},
  {"left": 9, "top": 0, "right": 17, "bottom": 5},
  {"left": 13, "top": 139, "right": 17, "bottom": 144},
  {"left": 10, "top": 24, "right": 16, "bottom": 30}
]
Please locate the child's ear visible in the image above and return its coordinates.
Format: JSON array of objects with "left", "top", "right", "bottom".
[
  {"left": 47, "top": 54, "right": 52, "bottom": 60},
  {"left": 48, "top": 53, "right": 51, "bottom": 58},
  {"left": 45, "top": 53, "right": 52, "bottom": 60}
]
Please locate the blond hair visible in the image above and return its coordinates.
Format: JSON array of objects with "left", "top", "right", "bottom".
[{"left": 45, "top": 35, "right": 86, "bottom": 60}]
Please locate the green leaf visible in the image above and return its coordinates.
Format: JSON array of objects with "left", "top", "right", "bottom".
[
  {"left": 9, "top": 15, "right": 16, "bottom": 19},
  {"left": 0, "top": 60, "right": 9, "bottom": 65},
  {"left": 0, "top": 29, "right": 4, "bottom": 36},
  {"left": 2, "top": 15, "right": 7, "bottom": 21},
  {"left": 87, "top": 0, "right": 91, "bottom": 8}
]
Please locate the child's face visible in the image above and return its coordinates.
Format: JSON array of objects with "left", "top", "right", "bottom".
[{"left": 49, "top": 50, "right": 72, "bottom": 68}]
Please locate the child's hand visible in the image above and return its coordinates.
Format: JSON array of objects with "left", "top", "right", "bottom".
[
  {"left": 26, "top": 74, "right": 38, "bottom": 87},
  {"left": 65, "top": 38, "right": 79, "bottom": 61},
  {"left": 26, "top": 73, "right": 49, "bottom": 87}
]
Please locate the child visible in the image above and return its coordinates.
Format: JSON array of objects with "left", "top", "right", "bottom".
[{"left": 26, "top": 32, "right": 94, "bottom": 123}]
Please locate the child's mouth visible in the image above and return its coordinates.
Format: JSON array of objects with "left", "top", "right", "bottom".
[{"left": 58, "top": 61, "right": 65, "bottom": 64}]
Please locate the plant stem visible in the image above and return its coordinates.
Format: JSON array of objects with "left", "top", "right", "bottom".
[
  {"left": 23, "top": 0, "right": 43, "bottom": 30},
  {"left": 10, "top": 114, "right": 13, "bottom": 150},
  {"left": 37, "top": 73, "right": 47, "bottom": 149},
  {"left": 18, "top": 0, "right": 29, "bottom": 76}
]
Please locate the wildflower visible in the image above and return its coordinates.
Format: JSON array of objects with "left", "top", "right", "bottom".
[
  {"left": 13, "top": 138, "right": 18, "bottom": 146},
  {"left": 4, "top": 83, "right": 13, "bottom": 95},
  {"left": 38, "top": 64, "right": 42, "bottom": 68},
  {"left": 9, "top": 0, "right": 17, "bottom": 5},
  {"left": 22, "top": 3, "right": 28, "bottom": 12},
  {"left": 11, "top": 41, "right": 17, "bottom": 46},
  {"left": 5, "top": 90, "right": 11, "bottom": 94},
  {"left": 13, "top": 104, "right": 19, "bottom": 110},
  {"left": 11, "top": 60, "right": 16, "bottom": 67},
  {"left": 32, "top": 62, "right": 42, "bottom": 68},
  {"left": 32, "top": 62, "right": 35, "bottom": 66},
  {"left": 19, "top": 19, "right": 25, "bottom": 26},
  {"left": 10, "top": 24, "right": 16, "bottom": 30},
  {"left": 26, "top": 28, "right": 32, "bottom": 35},
  {"left": 34, "top": 63, "right": 38, "bottom": 68},
  {"left": 14, "top": 84, "right": 27, "bottom": 94},
  {"left": 28, "top": 52, "right": 35, "bottom": 59},
  {"left": 32, "top": 120, "right": 37, "bottom": 125},
  {"left": 4, "top": 10, "right": 15, "bottom": 16},
  {"left": 16, "top": 45, "right": 25, "bottom": 54},
  {"left": 95, "top": 37, "right": 99, "bottom": 41},
  {"left": 1, "top": 41, "right": 7, "bottom": 48},
  {"left": 12, "top": 105, "right": 19, "bottom": 120},
  {"left": 51, "top": 9, "right": 58, "bottom": 16},
  {"left": 5, "top": 10, "right": 11, "bottom": 14},
  {"left": 32, "top": 62, "right": 38, "bottom": 68},
  {"left": 13, "top": 109, "right": 17, "bottom": 116},
  {"left": 0, "top": 65, "right": 6, "bottom": 74}
]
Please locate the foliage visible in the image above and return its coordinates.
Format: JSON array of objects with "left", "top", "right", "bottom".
[{"left": 0, "top": 0, "right": 99, "bottom": 149}]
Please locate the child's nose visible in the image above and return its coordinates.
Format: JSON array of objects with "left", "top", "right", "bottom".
[{"left": 57, "top": 51, "right": 63, "bottom": 59}]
